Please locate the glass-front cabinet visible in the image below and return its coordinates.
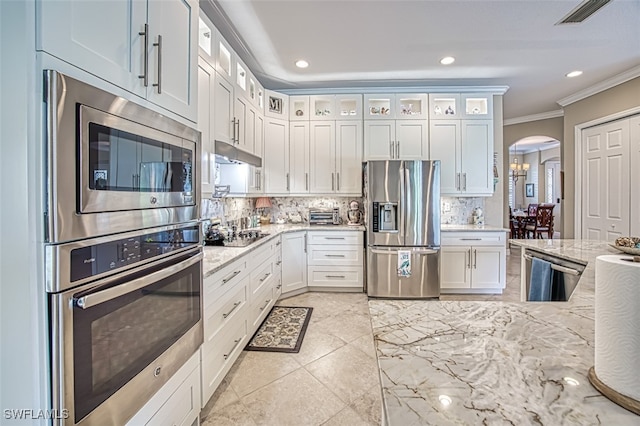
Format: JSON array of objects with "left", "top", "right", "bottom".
[
  {"left": 462, "top": 94, "right": 493, "bottom": 119},
  {"left": 198, "top": 16, "right": 214, "bottom": 64},
  {"left": 310, "top": 95, "right": 335, "bottom": 119},
  {"left": 290, "top": 96, "right": 310, "bottom": 121},
  {"left": 395, "top": 94, "right": 427, "bottom": 119},
  {"left": 364, "top": 94, "right": 394, "bottom": 119},
  {"left": 336, "top": 95, "right": 362, "bottom": 119},
  {"left": 429, "top": 94, "right": 460, "bottom": 119},
  {"left": 216, "top": 35, "right": 233, "bottom": 83}
]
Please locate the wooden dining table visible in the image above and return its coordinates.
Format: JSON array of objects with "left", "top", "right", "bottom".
[{"left": 511, "top": 210, "right": 530, "bottom": 238}]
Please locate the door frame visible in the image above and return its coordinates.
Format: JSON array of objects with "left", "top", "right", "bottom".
[{"left": 573, "top": 106, "right": 640, "bottom": 238}]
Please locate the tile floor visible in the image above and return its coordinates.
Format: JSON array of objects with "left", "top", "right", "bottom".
[{"left": 201, "top": 252, "right": 522, "bottom": 425}]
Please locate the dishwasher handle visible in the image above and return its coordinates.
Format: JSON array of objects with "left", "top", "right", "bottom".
[{"left": 523, "top": 254, "right": 581, "bottom": 276}]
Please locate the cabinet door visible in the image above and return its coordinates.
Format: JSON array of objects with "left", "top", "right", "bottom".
[
  {"left": 461, "top": 120, "right": 493, "bottom": 194},
  {"left": 430, "top": 120, "right": 460, "bottom": 194},
  {"left": 197, "top": 59, "right": 215, "bottom": 197},
  {"left": 364, "top": 120, "right": 395, "bottom": 160},
  {"left": 281, "top": 232, "right": 307, "bottom": 293},
  {"left": 146, "top": 0, "right": 198, "bottom": 121},
  {"left": 462, "top": 94, "right": 493, "bottom": 119},
  {"left": 396, "top": 94, "right": 428, "bottom": 119},
  {"left": 429, "top": 94, "right": 460, "bottom": 119},
  {"left": 290, "top": 96, "right": 310, "bottom": 121},
  {"left": 309, "top": 121, "right": 335, "bottom": 193},
  {"left": 471, "top": 247, "right": 504, "bottom": 289},
  {"left": 336, "top": 121, "right": 363, "bottom": 194},
  {"left": 440, "top": 247, "right": 471, "bottom": 289},
  {"left": 264, "top": 118, "right": 290, "bottom": 194},
  {"left": 290, "top": 122, "right": 310, "bottom": 194},
  {"left": 396, "top": 121, "right": 428, "bottom": 159},
  {"left": 254, "top": 114, "right": 264, "bottom": 159},
  {"left": 364, "top": 94, "right": 394, "bottom": 119},
  {"left": 37, "top": 0, "right": 146, "bottom": 97},
  {"left": 336, "top": 95, "right": 362, "bottom": 120},
  {"left": 214, "top": 72, "right": 234, "bottom": 144},
  {"left": 233, "top": 96, "right": 248, "bottom": 151},
  {"left": 310, "top": 95, "right": 336, "bottom": 120}
]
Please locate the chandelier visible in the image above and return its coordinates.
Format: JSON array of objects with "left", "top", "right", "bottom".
[{"left": 510, "top": 142, "right": 529, "bottom": 183}]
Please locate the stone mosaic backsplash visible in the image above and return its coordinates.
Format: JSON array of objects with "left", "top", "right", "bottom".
[{"left": 202, "top": 196, "right": 484, "bottom": 226}]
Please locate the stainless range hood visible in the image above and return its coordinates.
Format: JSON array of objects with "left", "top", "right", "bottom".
[{"left": 214, "top": 140, "right": 262, "bottom": 167}]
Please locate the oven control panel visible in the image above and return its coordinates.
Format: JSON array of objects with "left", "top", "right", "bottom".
[{"left": 70, "top": 225, "right": 200, "bottom": 282}]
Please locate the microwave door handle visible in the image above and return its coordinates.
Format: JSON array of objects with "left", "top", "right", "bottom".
[{"left": 75, "top": 251, "right": 203, "bottom": 309}]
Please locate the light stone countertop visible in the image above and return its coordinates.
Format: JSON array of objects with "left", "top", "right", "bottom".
[
  {"left": 202, "top": 223, "right": 365, "bottom": 278},
  {"left": 370, "top": 239, "right": 639, "bottom": 425},
  {"left": 441, "top": 224, "right": 509, "bottom": 232}
]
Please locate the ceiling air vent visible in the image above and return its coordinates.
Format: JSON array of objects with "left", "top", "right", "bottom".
[{"left": 557, "top": 0, "right": 612, "bottom": 24}]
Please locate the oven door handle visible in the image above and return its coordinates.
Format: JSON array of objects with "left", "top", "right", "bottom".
[{"left": 75, "top": 251, "right": 203, "bottom": 309}]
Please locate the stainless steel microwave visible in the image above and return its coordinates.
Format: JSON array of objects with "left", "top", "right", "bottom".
[{"left": 44, "top": 71, "right": 201, "bottom": 243}]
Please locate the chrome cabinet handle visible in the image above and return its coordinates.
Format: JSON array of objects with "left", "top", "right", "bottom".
[
  {"left": 473, "top": 249, "right": 477, "bottom": 269},
  {"left": 222, "top": 270, "right": 242, "bottom": 284},
  {"left": 304, "top": 233, "right": 307, "bottom": 253},
  {"left": 259, "top": 299, "right": 272, "bottom": 311},
  {"left": 324, "top": 237, "right": 345, "bottom": 240},
  {"left": 306, "top": 172, "right": 309, "bottom": 191},
  {"left": 222, "top": 301, "right": 241, "bottom": 319},
  {"left": 331, "top": 173, "right": 335, "bottom": 191},
  {"left": 462, "top": 173, "right": 467, "bottom": 191},
  {"left": 223, "top": 338, "right": 241, "bottom": 360},
  {"left": 326, "top": 275, "right": 346, "bottom": 279},
  {"left": 276, "top": 260, "right": 282, "bottom": 265},
  {"left": 286, "top": 173, "right": 290, "bottom": 191},
  {"left": 276, "top": 284, "right": 282, "bottom": 290},
  {"left": 235, "top": 119, "right": 240, "bottom": 144},
  {"left": 152, "top": 35, "right": 162, "bottom": 94},
  {"left": 460, "top": 238, "right": 481, "bottom": 241},
  {"left": 259, "top": 272, "right": 271, "bottom": 282},
  {"left": 389, "top": 140, "right": 394, "bottom": 158},
  {"left": 276, "top": 241, "right": 281, "bottom": 246},
  {"left": 396, "top": 141, "right": 400, "bottom": 158},
  {"left": 456, "top": 173, "right": 460, "bottom": 191},
  {"left": 324, "top": 254, "right": 345, "bottom": 258},
  {"left": 138, "top": 23, "right": 149, "bottom": 86},
  {"left": 467, "top": 249, "right": 471, "bottom": 269},
  {"left": 336, "top": 173, "right": 340, "bottom": 191}
]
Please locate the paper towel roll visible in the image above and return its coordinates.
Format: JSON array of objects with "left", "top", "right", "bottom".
[{"left": 595, "top": 255, "right": 640, "bottom": 401}]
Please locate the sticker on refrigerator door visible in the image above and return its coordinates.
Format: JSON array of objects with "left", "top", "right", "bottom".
[{"left": 397, "top": 250, "right": 411, "bottom": 277}]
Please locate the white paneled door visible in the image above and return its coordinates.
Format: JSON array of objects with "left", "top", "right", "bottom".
[
  {"left": 630, "top": 116, "right": 640, "bottom": 237},
  {"left": 582, "top": 119, "right": 630, "bottom": 240}
]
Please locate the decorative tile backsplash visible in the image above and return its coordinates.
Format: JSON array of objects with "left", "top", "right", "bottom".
[{"left": 441, "top": 197, "right": 485, "bottom": 225}]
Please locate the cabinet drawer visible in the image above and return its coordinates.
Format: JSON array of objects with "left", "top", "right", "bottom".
[
  {"left": 307, "top": 245, "right": 363, "bottom": 266},
  {"left": 250, "top": 258, "right": 276, "bottom": 298},
  {"left": 307, "top": 231, "right": 363, "bottom": 245},
  {"left": 146, "top": 362, "right": 200, "bottom": 426},
  {"left": 201, "top": 317, "right": 247, "bottom": 405},
  {"left": 203, "top": 281, "right": 248, "bottom": 353},
  {"left": 249, "top": 284, "right": 275, "bottom": 331},
  {"left": 441, "top": 232, "right": 505, "bottom": 246},
  {"left": 308, "top": 266, "right": 363, "bottom": 289},
  {"left": 203, "top": 257, "right": 248, "bottom": 305},
  {"left": 251, "top": 237, "right": 278, "bottom": 269}
]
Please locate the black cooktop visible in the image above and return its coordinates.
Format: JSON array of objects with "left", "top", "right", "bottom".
[{"left": 205, "top": 230, "right": 269, "bottom": 248}]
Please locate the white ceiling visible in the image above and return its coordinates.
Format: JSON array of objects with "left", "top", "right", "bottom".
[
  {"left": 509, "top": 136, "right": 560, "bottom": 154},
  {"left": 211, "top": 0, "right": 640, "bottom": 121}
]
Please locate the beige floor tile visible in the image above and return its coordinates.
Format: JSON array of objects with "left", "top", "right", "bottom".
[
  {"left": 201, "top": 400, "right": 257, "bottom": 426},
  {"left": 294, "top": 326, "right": 347, "bottom": 366},
  {"left": 305, "top": 344, "right": 380, "bottom": 405},
  {"left": 314, "top": 310, "right": 374, "bottom": 344},
  {"left": 349, "top": 385, "right": 384, "bottom": 425},
  {"left": 227, "top": 351, "right": 301, "bottom": 397},
  {"left": 201, "top": 377, "right": 239, "bottom": 416},
  {"left": 321, "top": 406, "right": 372, "bottom": 426},
  {"left": 349, "top": 333, "right": 377, "bottom": 360},
  {"left": 241, "top": 368, "right": 346, "bottom": 426}
]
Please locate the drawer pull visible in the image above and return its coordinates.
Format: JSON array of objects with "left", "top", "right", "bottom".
[
  {"left": 324, "top": 254, "right": 345, "bottom": 258},
  {"left": 223, "top": 338, "right": 241, "bottom": 360},
  {"left": 324, "top": 237, "right": 345, "bottom": 240},
  {"left": 276, "top": 284, "right": 281, "bottom": 290},
  {"left": 222, "top": 301, "right": 241, "bottom": 319},
  {"left": 276, "top": 241, "right": 281, "bottom": 246},
  {"left": 222, "top": 270, "right": 242, "bottom": 284},
  {"left": 326, "top": 275, "right": 346, "bottom": 279},
  {"left": 460, "top": 238, "right": 481, "bottom": 241},
  {"left": 259, "top": 299, "right": 272, "bottom": 311},
  {"left": 259, "top": 272, "right": 271, "bottom": 282},
  {"left": 276, "top": 261, "right": 282, "bottom": 266}
]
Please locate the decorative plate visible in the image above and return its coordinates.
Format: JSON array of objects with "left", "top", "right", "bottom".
[{"left": 609, "top": 244, "right": 640, "bottom": 255}]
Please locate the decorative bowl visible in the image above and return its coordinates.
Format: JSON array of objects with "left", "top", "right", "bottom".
[{"left": 609, "top": 244, "right": 640, "bottom": 256}]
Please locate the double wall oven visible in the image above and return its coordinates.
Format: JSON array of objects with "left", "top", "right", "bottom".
[{"left": 44, "top": 71, "right": 203, "bottom": 425}]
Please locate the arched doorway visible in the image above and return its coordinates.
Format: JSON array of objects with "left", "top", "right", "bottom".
[{"left": 508, "top": 136, "right": 561, "bottom": 237}]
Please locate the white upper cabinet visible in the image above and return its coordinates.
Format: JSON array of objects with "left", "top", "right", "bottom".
[
  {"left": 364, "top": 94, "right": 394, "bottom": 119},
  {"left": 290, "top": 96, "right": 310, "bottom": 121},
  {"left": 309, "top": 121, "right": 336, "bottom": 193},
  {"left": 198, "top": 14, "right": 215, "bottom": 67},
  {"left": 364, "top": 121, "right": 395, "bottom": 160},
  {"left": 462, "top": 94, "right": 493, "bottom": 119},
  {"left": 335, "top": 120, "right": 363, "bottom": 195},
  {"left": 310, "top": 95, "right": 336, "bottom": 120},
  {"left": 265, "top": 90, "right": 289, "bottom": 120},
  {"left": 395, "top": 94, "right": 428, "bottom": 119},
  {"left": 289, "top": 122, "right": 310, "bottom": 194},
  {"left": 215, "top": 30, "right": 234, "bottom": 84},
  {"left": 364, "top": 120, "right": 428, "bottom": 160},
  {"left": 263, "top": 118, "right": 290, "bottom": 194},
  {"left": 336, "top": 95, "right": 363, "bottom": 120},
  {"left": 214, "top": 72, "right": 234, "bottom": 144},
  {"left": 429, "top": 94, "right": 461, "bottom": 119},
  {"left": 38, "top": 0, "right": 199, "bottom": 122},
  {"left": 235, "top": 60, "right": 248, "bottom": 98},
  {"left": 197, "top": 58, "right": 215, "bottom": 197}
]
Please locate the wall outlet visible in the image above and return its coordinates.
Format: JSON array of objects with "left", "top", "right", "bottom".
[{"left": 443, "top": 202, "right": 451, "bottom": 212}]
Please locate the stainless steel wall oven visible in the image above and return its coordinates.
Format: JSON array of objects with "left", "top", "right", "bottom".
[
  {"left": 44, "top": 71, "right": 203, "bottom": 425},
  {"left": 44, "top": 70, "right": 200, "bottom": 243}
]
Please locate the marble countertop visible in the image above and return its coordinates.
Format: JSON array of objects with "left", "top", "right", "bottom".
[
  {"left": 369, "top": 239, "right": 639, "bottom": 424},
  {"left": 202, "top": 223, "right": 365, "bottom": 278},
  {"left": 441, "top": 224, "right": 509, "bottom": 232}
]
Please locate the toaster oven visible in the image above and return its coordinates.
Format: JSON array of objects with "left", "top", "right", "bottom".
[{"left": 309, "top": 208, "right": 340, "bottom": 225}]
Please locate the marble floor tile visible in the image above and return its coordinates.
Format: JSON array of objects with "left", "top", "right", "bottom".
[
  {"left": 240, "top": 368, "right": 346, "bottom": 426},
  {"left": 305, "top": 343, "right": 381, "bottom": 405},
  {"left": 227, "top": 351, "right": 301, "bottom": 397},
  {"left": 349, "top": 384, "right": 384, "bottom": 425}
]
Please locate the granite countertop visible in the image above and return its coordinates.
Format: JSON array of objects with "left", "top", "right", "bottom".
[
  {"left": 441, "top": 224, "right": 509, "bottom": 232},
  {"left": 202, "top": 223, "right": 365, "bottom": 278},
  {"left": 370, "top": 239, "right": 638, "bottom": 424}
]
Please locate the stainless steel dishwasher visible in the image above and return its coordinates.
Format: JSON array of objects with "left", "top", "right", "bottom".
[{"left": 523, "top": 249, "right": 586, "bottom": 301}]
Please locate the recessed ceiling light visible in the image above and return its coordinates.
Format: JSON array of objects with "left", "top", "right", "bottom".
[
  {"left": 440, "top": 56, "right": 455, "bottom": 65},
  {"left": 295, "top": 60, "right": 309, "bottom": 68},
  {"left": 438, "top": 395, "right": 452, "bottom": 407},
  {"left": 566, "top": 70, "right": 583, "bottom": 78}
]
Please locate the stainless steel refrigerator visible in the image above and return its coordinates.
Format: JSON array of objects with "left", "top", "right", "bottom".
[{"left": 366, "top": 160, "right": 440, "bottom": 298}]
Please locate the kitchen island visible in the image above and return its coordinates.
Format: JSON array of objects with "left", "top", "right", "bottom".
[{"left": 369, "top": 239, "right": 639, "bottom": 424}]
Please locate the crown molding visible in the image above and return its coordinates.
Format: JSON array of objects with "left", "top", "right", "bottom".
[
  {"left": 557, "top": 65, "right": 640, "bottom": 107},
  {"left": 503, "top": 110, "right": 564, "bottom": 126},
  {"left": 278, "top": 85, "right": 509, "bottom": 96}
]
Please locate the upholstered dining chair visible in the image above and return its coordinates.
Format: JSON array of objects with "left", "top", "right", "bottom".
[{"left": 525, "top": 203, "right": 555, "bottom": 239}]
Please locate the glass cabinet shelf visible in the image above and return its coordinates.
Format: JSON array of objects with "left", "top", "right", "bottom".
[
  {"left": 429, "top": 94, "right": 460, "bottom": 119},
  {"left": 217, "top": 41, "right": 232, "bottom": 80},
  {"left": 236, "top": 63, "right": 246, "bottom": 92},
  {"left": 396, "top": 94, "right": 427, "bottom": 119},
  {"left": 311, "top": 96, "right": 335, "bottom": 119},
  {"left": 290, "top": 96, "right": 309, "bottom": 120},
  {"left": 198, "top": 17, "right": 212, "bottom": 56},
  {"left": 462, "top": 94, "right": 493, "bottom": 119},
  {"left": 365, "top": 94, "right": 393, "bottom": 119},
  {"left": 337, "top": 95, "right": 362, "bottom": 119}
]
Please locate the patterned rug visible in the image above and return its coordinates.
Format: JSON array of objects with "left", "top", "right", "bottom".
[{"left": 245, "top": 306, "right": 313, "bottom": 353}]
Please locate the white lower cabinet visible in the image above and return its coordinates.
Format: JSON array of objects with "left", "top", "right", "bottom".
[
  {"left": 281, "top": 231, "right": 308, "bottom": 294},
  {"left": 440, "top": 231, "right": 506, "bottom": 293},
  {"left": 306, "top": 231, "right": 364, "bottom": 291},
  {"left": 126, "top": 351, "right": 201, "bottom": 426}
]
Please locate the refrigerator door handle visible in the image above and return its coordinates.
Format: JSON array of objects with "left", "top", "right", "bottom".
[{"left": 399, "top": 165, "right": 405, "bottom": 238}]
